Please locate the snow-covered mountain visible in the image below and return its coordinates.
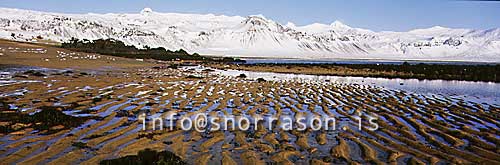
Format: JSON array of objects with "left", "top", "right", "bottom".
[{"left": 1, "top": 7, "right": 499, "bottom": 62}]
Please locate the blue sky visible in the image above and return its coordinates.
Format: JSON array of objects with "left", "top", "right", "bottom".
[{"left": 1, "top": 0, "right": 499, "bottom": 31}]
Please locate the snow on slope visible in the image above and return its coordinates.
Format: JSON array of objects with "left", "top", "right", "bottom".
[{"left": 0, "top": 7, "right": 499, "bottom": 62}]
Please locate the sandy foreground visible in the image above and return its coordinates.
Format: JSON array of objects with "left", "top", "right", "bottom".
[{"left": 0, "top": 40, "right": 499, "bottom": 164}]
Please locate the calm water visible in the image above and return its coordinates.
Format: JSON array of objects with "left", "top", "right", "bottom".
[
  {"left": 195, "top": 66, "right": 499, "bottom": 105},
  {"left": 241, "top": 58, "right": 498, "bottom": 65}
]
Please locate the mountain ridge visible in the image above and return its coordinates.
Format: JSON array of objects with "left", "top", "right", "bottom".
[{"left": 0, "top": 7, "right": 499, "bottom": 62}]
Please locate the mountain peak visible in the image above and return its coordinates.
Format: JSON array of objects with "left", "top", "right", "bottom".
[
  {"left": 424, "top": 26, "right": 451, "bottom": 31},
  {"left": 244, "top": 14, "right": 273, "bottom": 26},
  {"left": 409, "top": 25, "right": 455, "bottom": 34},
  {"left": 140, "top": 7, "right": 153, "bottom": 15},
  {"left": 248, "top": 14, "right": 267, "bottom": 20},
  {"left": 285, "top": 22, "right": 296, "bottom": 28},
  {"left": 431, "top": 26, "right": 447, "bottom": 29},
  {"left": 330, "top": 21, "right": 350, "bottom": 29}
]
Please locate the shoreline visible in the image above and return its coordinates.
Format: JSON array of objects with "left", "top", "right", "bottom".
[{"left": 207, "top": 63, "right": 499, "bottom": 83}]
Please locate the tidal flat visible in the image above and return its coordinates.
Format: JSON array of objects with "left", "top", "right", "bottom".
[{"left": 0, "top": 40, "right": 499, "bottom": 164}]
